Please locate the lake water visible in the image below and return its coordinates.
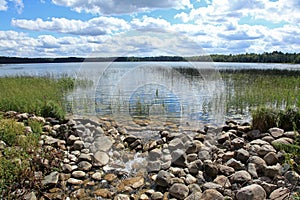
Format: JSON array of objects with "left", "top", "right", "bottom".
[{"left": 1, "top": 62, "right": 300, "bottom": 130}]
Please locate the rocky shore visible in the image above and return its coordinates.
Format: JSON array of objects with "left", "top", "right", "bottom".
[{"left": 2, "top": 111, "right": 300, "bottom": 199}]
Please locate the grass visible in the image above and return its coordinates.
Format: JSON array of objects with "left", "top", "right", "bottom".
[
  {"left": 0, "top": 75, "right": 75, "bottom": 198},
  {"left": 0, "top": 76, "right": 74, "bottom": 120},
  {"left": 221, "top": 69, "right": 300, "bottom": 115}
]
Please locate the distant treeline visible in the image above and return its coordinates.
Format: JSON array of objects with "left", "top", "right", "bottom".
[{"left": 1, "top": 51, "right": 299, "bottom": 64}]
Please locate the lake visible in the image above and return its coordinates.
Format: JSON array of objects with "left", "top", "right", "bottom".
[{"left": 1, "top": 62, "right": 300, "bottom": 130}]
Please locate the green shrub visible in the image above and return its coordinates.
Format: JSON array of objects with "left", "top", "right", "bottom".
[
  {"left": 27, "top": 119, "right": 43, "bottom": 134},
  {"left": 40, "top": 100, "right": 65, "bottom": 120},
  {"left": 0, "top": 119, "right": 24, "bottom": 146}
]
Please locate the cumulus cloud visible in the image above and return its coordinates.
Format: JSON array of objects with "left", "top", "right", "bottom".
[
  {"left": 0, "top": 0, "right": 8, "bottom": 11},
  {"left": 51, "top": 0, "right": 191, "bottom": 15},
  {"left": 10, "top": 0, "right": 24, "bottom": 14},
  {"left": 11, "top": 16, "right": 130, "bottom": 36}
]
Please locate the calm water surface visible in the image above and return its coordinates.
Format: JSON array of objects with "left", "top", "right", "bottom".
[{"left": 1, "top": 62, "right": 299, "bottom": 129}]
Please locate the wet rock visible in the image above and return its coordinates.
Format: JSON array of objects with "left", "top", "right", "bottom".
[
  {"left": 94, "top": 136, "right": 113, "bottom": 151},
  {"left": 201, "top": 189, "right": 224, "bottom": 200},
  {"left": 123, "top": 135, "right": 138, "bottom": 144},
  {"left": 91, "top": 172, "right": 102, "bottom": 180},
  {"left": 117, "top": 176, "right": 144, "bottom": 192},
  {"left": 171, "top": 149, "right": 186, "bottom": 167},
  {"left": 147, "top": 161, "right": 161, "bottom": 172},
  {"left": 198, "top": 150, "right": 211, "bottom": 161},
  {"left": 71, "top": 171, "right": 86, "bottom": 179},
  {"left": 42, "top": 171, "right": 59, "bottom": 187},
  {"left": 185, "top": 140, "right": 203, "bottom": 154},
  {"left": 104, "top": 173, "right": 117, "bottom": 182},
  {"left": 67, "top": 178, "right": 83, "bottom": 185},
  {"left": 149, "top": 148, "right": 162, "bottom": 161},
  {"left": 217, "top": 132, "right": 230, "bottom": 144},
  {"left": 77, "top": 161, "right": 92, "bottom": 171},
  {"left": 236, "top": 184, "right": 266, "bottom": 200},
  {"left": 269, "top": 187, "right": 290, "bottom": 200},
  {"left": 93, "top": 151, "right": 109, "bottom": 167},
  {"left": 168, "top": 138, "right": 184, "bottom": 151},
  {"left": 169, "top": 183, "right": 189, "bottom": 199},
  {"left": 94, "top": 189, "right": 112, "bottom": 199}
]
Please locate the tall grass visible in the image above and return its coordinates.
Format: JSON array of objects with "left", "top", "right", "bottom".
[
  {"left": 0, "top": 76, "right": 74, "bottom": 119},
  {"left": 221, "top": 69, "right": 300, "bottom": 115}
]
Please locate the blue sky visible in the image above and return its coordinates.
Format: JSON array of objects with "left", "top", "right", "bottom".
[{"left": 0, "top": 0, "right": 299, "bottom": 57}]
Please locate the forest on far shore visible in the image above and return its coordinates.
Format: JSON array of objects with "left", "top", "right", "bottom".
[{"left": 0, "top": 51, "right": 299, "bottom": 64}]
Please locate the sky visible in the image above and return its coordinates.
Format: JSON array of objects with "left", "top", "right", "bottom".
[{"left": 0, "top": 0, "right": 299, "bottom": 57}]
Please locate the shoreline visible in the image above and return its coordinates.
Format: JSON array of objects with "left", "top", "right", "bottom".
[{"left": 1, "top": 111, "right": 299, "bottom": 199}]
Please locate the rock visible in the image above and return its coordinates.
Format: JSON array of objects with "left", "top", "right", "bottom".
[
  {"left": 272, "top": 137, "right": 294, "bottom": 147},
  {"left": 202, "top": 182, "right": 223, "bottom": 190},
  {"left": 187, "top": 153, "right": 198, "bottom": 162},
  {"left": 147, "top": 161, "right": 161, "bottom": 172},
  {"left": 73, "top": 140, "right": 84, "bottom": 150},
  {"left": 248, "top": 156, "right": 266, "bottom": 172},
  {"left": 184, "top": 192, "right": 202, "bottom": 200},
  {"left": 284, "top": 171, "right": 300, "bottom": 185},
  {"left": 93, "top": 151, "right": 109, "bottom": 166},
  {"left": 149, "top": 148, "right": 162, "bottom": 161},
  {"left": 236, "top": 148, "right": 250, "bottom": 163},
  {"left": 263, "top": 165, "right": 280, "bottom": 178},
  {"left": 78, "top": 153, "right": 92, "bottom": 162},
  {"left": 94, "top": 189, "right": 112, "bottom": 199},
  {"left": 198, "top": 150, "right": 211, "bottom": 161},
  {"left": 117, "top": 176, "right": 144, "bottom": 192},
  {"left": 171, "top": 149, "right": 186, "bottom": 167},
  {"left": 91, "top": 172, "right": 102, "bottom": 180},
  {"left": 44, "top": 136, "right": 58, "bottom": 146},
  {"left": 42, "top": 171, "right": 59, "bottom": 187},
  {"left": 269, "top": 127, "right": 284, "bottom": 138},
  {"left": 247, "top": 163, "right": 258, "bottom": 178},
  {"left": 226, "top": 158, "right": 245, "bottom": 170},
  {"left": 263, "top": 152, "right": 278, "bottom": 165},
  {"left": 236, "top": 184, "right": 266, "bottom": 200},
  {"left": 169, "top": 183, "right": 189, "bottom": 199},
  {"left": 168, "top": 138, "right": 184, "bottom": 151},
  {"left": 139, "top": 194, "right": 149, "bottom": 200},
  {"left": 185, "top": 174, "right": 197, "bottom": 184},
  {"left": 201, "top": 189, "right": 224, "bottom": 200},
  {"left": 77, "top": 161, "right": 92, "bottom": 171},
  {"left": 203, "top": 162, "right": 218, "bottom": 180},
  {"left": 114, "top": 194, "right": 130, "bottom": 200},
  {"left": 156, "top": 170, "right": 171, "bottom": 187},
  {"left": 218, "top": 164, "right": 235, "bottom": 176},
  {"left": 217, "top": 132, "right": 230, "bottom": 144},
  {"left": 0, "top": 140, "right": 7, "bottom": 150},
  {"left": 185, "top": 140, "right": 203, "bottom": 154},
  {"left": 257, "top": 144, "right": 276, "bottom": 157},
  {"left": 222, "top": 151, "right": 235, "bottom": 161},
  {"left": 151, "top": 192, "right": 164, "bottom": 200},
  {"left": 188, "top": 183, "right": 202, "bottom": 193},
  {"left": 213, "top": 175, "right": 231, "bottom": 188},
  {"left": 231, "top": 137, "right": 245, "bottom": 149},
  {"left": 250, "top": 139, "right": 270, "bottom": 146},
  {"left": 187, "top": 160, "right": 203, "bottom": 175},
  {"left": 94, "top": 136, "right": 113, "bottom": 151},
  {"left": 67, "top": 178, "right": 83, "bottom": 185},
  {"left": 70, "top": 189, "right": 86, "bottom": 199},
  {"left": 71, "top": 171, "right": 86, "bottom": 179},
  {"left": 123, "top": 135, "right": 138, "bottom": 144},
  {"left": 247, "top": 129, "right": 261, "bottom": 139},
  {"left": 230, "top": 170, "right": 252, "bottom": 183},
  {"left": 269, "top": 187, "right": 289, "bottom": 200},
  {"left": 104, "top": 173, "right": 117, "bottom": 182}
]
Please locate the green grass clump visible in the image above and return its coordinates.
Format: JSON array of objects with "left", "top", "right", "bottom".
[
  {"left": 0, "top": 76, "right": 74, "bottom": 120},
  {"left": 0, "top": 118, "right": 41, "bottom": 198},
  {"left": 252, "top": 106, "right": 300, "bottom": 132}
]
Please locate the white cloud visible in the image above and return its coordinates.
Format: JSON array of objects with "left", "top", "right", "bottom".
[
  {"left": 9, "top": 0, "right": 24, "bottom": 14},
  {"left": 11, "top": 16, "right": 130, "bottom": 36},
  {"left": 131, "top": 16, "right": 171, "bottom": 32},
  {"left": 0, "top": 0, "right": 8, "bottom": 11},
  {"left": 51, "top": 0, "right": 191, "bottom": 15}
]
